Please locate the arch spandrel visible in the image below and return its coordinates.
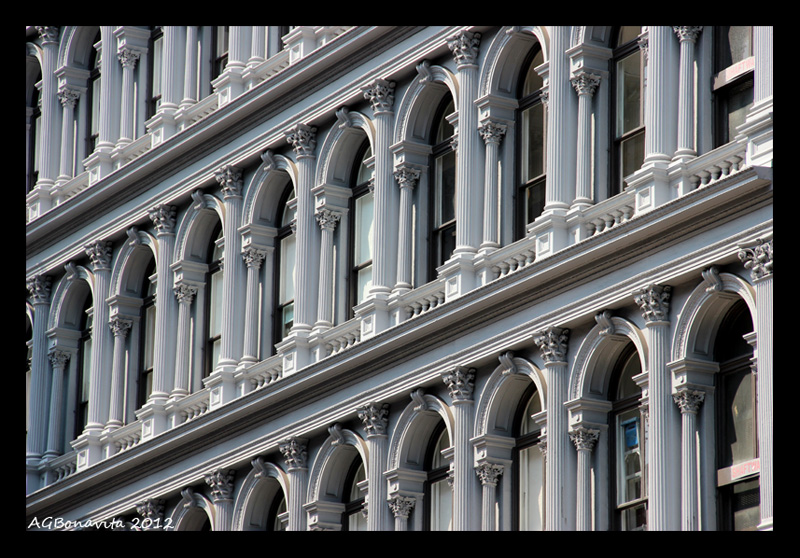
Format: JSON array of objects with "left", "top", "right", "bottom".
[
  {"left": 568, "top": 315, "right": 648, "bottom": 401},
  {"left": 671, "top": 270, "right": 757, "bottom": 363}
]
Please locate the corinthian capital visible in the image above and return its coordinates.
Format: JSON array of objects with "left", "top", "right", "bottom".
[
  {"left": 215, "top": 165, "right": 242, "bottom": 198},
  {"left": 27, "top": 275, "right": 52, "bottom": 305},
  {"left": 387, "top": 495, "right": 416, "bottom": 519},
  {"left": 279, "top": 437, "right": 308, "bottom": 470},
  {"left": 48, "top": 349, "right": 71, "bottom": 370},
  {"left": 285, "top": 123, "right": 317, "bottom": 158},
  {"left": 394, "top": 164, "right": 421, "bottom": 190},
  {"left": 535, "top": 326, "right": 570, "bottom": 364},
  {"left": 149, "top": 204, "right": 177, "bottom": 235},
  {"left": 85, "top": 240, "right": 113, "bottom": 271},
  {"left": 357, "top": 402, "right": 390, "bottom": 437},
  {"left": 57, "top": 86, "right": 81, "bottom": 109},
  {"left": 204, "top": 469, "right": 236, "bottom": 502},
  {"left": 569, "top": 426, "right": 600, "bottom": 452},
  {"left": 362, "top": 78, "right": 396, "bottom": 113},
  {"left": 117, "top": 47, "right": 142, "bottom": 68},
  {"left": 475, "top": 462, "right": 504, "bottom": 486},
  {"left": 315, "top": 207, "right": 342, "bottom": 231},
  {"left": 570, "top": 71, "right": 601, "bottom": 97},
  {"left": 673, "top": 388, "right": 705, "bottom": 414},
  {"left": 36, "top": 26, "right": 59, "bottom": 44},
  {"left": 673, "top": 26, "right": 703, "bottom": 43},
  {"left": 447, "top": 30, "right": 481, "bottom": 66},
  {"left": 634, "top": 284, "right": 672, "bottom": 324},
  {"left": 442, "top": 366, "right": 475, "bottom": 402},
  {"left": 478, "top": 120, "right": 507, "bottom": 145},
  {"left": 109, "top": 316, "right": 133, "bottom": 337},
  {"left": 738, "top": 235, "right": 773, "bottom": 281}
]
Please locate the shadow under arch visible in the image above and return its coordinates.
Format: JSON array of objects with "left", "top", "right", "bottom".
[
  {"left": 478, "top": 25, "right": 550, "bottom": 100},
  {"left": 167, "top": 487, "right": 215, "bottom": 531},
  {"left": 231, "top": 456, "right": 290, "bottom": 531}
]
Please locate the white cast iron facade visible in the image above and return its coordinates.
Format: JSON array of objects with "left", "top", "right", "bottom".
[{"left": 26, "top": 25, "right": 773, "bottom": 531}]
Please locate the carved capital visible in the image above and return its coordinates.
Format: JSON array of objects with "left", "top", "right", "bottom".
[
  {"left": 279, "top": 437, "right": 308, "bottom": 470},
  {"left": 135, "top": 498, "right": 165, "bottom": 525},
  {"left": 393, "top": 164, "right": 421, "bottom": 190},
  {"left": 387, "top": 495, "right": 416, "bottom": 519},
  {"left": 215, "top": 165, "right": 242, "bottom": 198},
  {"left": 149, "top": 204, "right": 177, "bottom": 235},
  {"left": 57, "top": 86, "right": 80, "bottom": 109},
  {"left": 447, "top": 30, "right": 481, "bottom": 66},
  {"left": 315, "top": 207, "right": 342, "bottom": 231},
  {"left": 174, "top": 283, "right": 199, "bottom": 305},
  {"left": 569, "top": 426, "right": 600, "bottom": 452},
  {"left": 362, "top": 78, "right": 396, "bottom": 113},
  {"left": 442, "top": 366, "right": 475, "bottom": 402},
  {"left": 36, "top": 26, "right": 59, "bottom": 44},
  {"left": 48, "top": 349, "right": 71, "bottom": 370},
  {"left": 27, "top": 275, "right": 52, "bottom": 305},
  {"left": 285, "top": 123, "right": 317, "bottom": 158},
  {"left": 357, "top": 402, "right": 390, "bottom": 437},
  {"left": 535, "top": 326, "right": 570, "bottom": 364},
  {"left": 85, "top": 240, "right": 113, "bottom": 271},
  {"left": 634, "top": 284, "right": 672, "bottom": 324},
  {"left": 478, "top": 120, "right": 507, "bottom": 145},
  {"left": 204, "top": 468, "right": 236, "bottom": 502},
  {"left": 673, "top": 388, "right": 705, "bottom": 414},
  {"left": 570, "top": 71, "right": 601, "bottom": 97},
  {"left": 242, "top": 247, "right": 267, "bottom": 269},
  {"left": 673, "top": 26, "right": 703, "bottom": 43},
  {"left": 475, "top": 462, "right": 504, "bottom": 486},
  {"left": 109, "top": 316, "right": 133, "bottom": 337},
  {"left": 738, "top": 236, "right": 773, "bottom": 281},
  {"left": 117, "top": 47, "right": 141, "bottom": 68}
]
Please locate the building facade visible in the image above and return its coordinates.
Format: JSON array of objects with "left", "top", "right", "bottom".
[{"left": 25, "top": 25, "right": 773, "bottom": 531}]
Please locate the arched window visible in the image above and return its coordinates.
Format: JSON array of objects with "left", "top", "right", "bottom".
[
  {"left": 204, "top": 222, "right": 223, "bottom": 377},
  {"left": 424, "top": 422, "right": 452, "bottom": 530},
  {"left": 342, "top": 458, "right": 367, "bottom": 531},
  {"left": 516, "top": 45, "right": 546, "bottom": 237},
  {"left": 713, "top": 26, "right": 754, "bottom": 148},
  {"left": 137, "top": 258, "right": 156, "bottom": 408},
  {"left": 75, "top": 296, "right": 93, "bottom": 436},
  {"left": 611, "top": 26, "right": 645, "bottom": 194},
  {"left": 609, "top": 343, "right": 646, "bottom": 530},
  {"left": 429, "top": 94, "right": 456, "bottom": 278},
  {"left": 714, "top": 300, "right": 758, "bottom": 531},
  {"left": 274, "top": 185, "right": 297, "bottom": 344},
  {"left": 349, "top": 141, "right": 374, "bottom": 314},
  {"left": 514, "top": 384, "right": 544, "bottom": 530},
  {"left": 268, "top": 491, "right": 288, "bottom": 531},
  {"left": 146, "top": 26, "right": 164, "bottom": 120},
  {"left": 85, "top": 30, "right": 102, "bottom": 155}
]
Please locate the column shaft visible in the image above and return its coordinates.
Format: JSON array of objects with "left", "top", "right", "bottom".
[
  {"left": 107, "top": 317, "right": 132, "bottom": 427},
  {"left": 242, "top": 249, "right": 266, "bottom": 362},
  {"left": 674, "top": 27, "right": 702, "bottom": 157},
  {"left": 85, "top": 242, "right": 113, "bottom": 430},
  {"left": 26, "top": 276, "right": 52, "bottom": 465},
  {"left": 479, "top": 121, "right": 506, "bottom": 250},
  {"left": 173, "top": 283, "right": 197, "bottom": 396},
  {"left": 45, "top": 350, "right": 70, "bottom": 458},
  {"left": 545, "top": 27, "right": 575, "bottom": 210},
  {"left": 149, "top": 206, "right": 177, "bottom": 402},
  {"left": 216, "top": 167, "right": 243, "bottom": 366}
]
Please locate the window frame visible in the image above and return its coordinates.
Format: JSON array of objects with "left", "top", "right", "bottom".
[
  {"left": 422, "top": 421, "right": 452, "bottom": 531},
  {"left": 341, "top": 457, "right": 367, "bottom": 531},
  {"left": 137, "top": 258, "right": 157, "bottom": 408},
  {"left": 272, "top": 184, "right": 297, "bottom": 348},
  {"left": 511, "top": 381, "right": 545, "bottom": 531},
  {"left": 146, "top": 26, "right": 164, "bottom": 120},
  {"left": 428, "top": 94, "right": 457, "bottom": 280},
  {"left": 75, "top": 297, "right": 93, "bottom": 436},
  {"left": 85, "top": 30, "right": 102, "bottom": 156},
  {"left": 712, "top": 26, "right": 754, "bottom": 148},
  {"left": 514, "top": 44, "right": 547, "bottom": 239},
  {"left": 610, "top": 26, "right": 646, "bottom": 195},
  {"left": 347, "top": 140, "right": 374, "bottom": 317},
  {"left": 204, "top": 222, "right": 223, "bottom": 378}
]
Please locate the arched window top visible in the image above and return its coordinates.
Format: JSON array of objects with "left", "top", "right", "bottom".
[
  {"left": 519, "top": 387, "right": 542, "bottom": 436},
  {"left": 615, "top": 26, "right": 642, "bottom": 48},
  {"left": 429, "top": 422, "right": 450, "bottom": 469},
  {"left": 355, "top": 142, "right": 373, "bottom": 186},
  {"left": 279, "top": 186, "right": 296, "bottom": 228},
  {"left": 520, "top": 47, "right": 544, "bottom": 98},
  {"left": 433, "top": 96, "right": 455, "bottom": 145},
  {"left": 611, "top": 343, "right": 642, "bottom": 402}
]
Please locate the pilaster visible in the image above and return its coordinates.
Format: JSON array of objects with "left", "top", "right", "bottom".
[
  {"left": 358, "top": 402, "right": 390, "bottom": 530},
  {"left": 44, "top": 349, "right": 70, "bottom": 460},
  {"left": 673, "top": 387, "right": 705, "bottom": 530},
  {"left": 172, "top": 282, "right": 198, "bottom": 398},
  {"left": 26, "top": 275, "right": 52, "bottom": 486},
  {"left": 106, "top": 315, "right": 132, "bottom": 429},
  {"left": 205, "top": 468, "right": 236, "bottom": 531},
  {"left": 279, "top": 437, "right": 309, "bottom": 531},
  {"left": 442, "top": 366, "right": 476, "bottom": 530},
  {"left": 569, "top": 426, "right": 599, "bottom": 531}
]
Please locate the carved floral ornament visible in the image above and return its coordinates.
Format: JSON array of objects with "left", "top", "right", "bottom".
[
  {"left": 315, "top": 207, "right": 342, "bottom": 231},
  {"left": 215, "top": 165, "right": 242, "bottom": 198},
  {"left": 569, "top": 426, "right": 600, "bottom": 451},
  {"left": 205, "top": 469, "right": 236, "bottom": 502},
  {"left": 738, "top": 236, "right": 773, "bottom": 281},
  {"left": 85, "top": 240, "right": 113, "bottom": 271},
  {"left": 475, "top": 462, "right": 504, "bottom": 486},
  {"left": 478, "top": 120, "right": 507, "bottom": 145},
  {"left": 570, "top": 71, "right": 601, "bottom": 97},
  {"left": 633, "top": 283, "right": 672, "bottom": 324},
  {"left": 27, "top": 275, "right": 52, "bottom": 304},
  {"left": 279, "top": 437, "right": 308, "bottom": 470},
  {"left": 362, "top": 78, "right": 396, "bottom": 113},
  {"left": 285, "top": 123, "right": 317, "bottom": 158},
  {"left": 442, "top": 366, "right": 476, "bottom": 401},
  {"left": 393, "top": 165, "right": 421, "bottom": 190},
  {"left": 387, "top": 494, "right": 416, "bottom": 518},
  {"left": 673, "top": 388, "right": 705, "bottom": 414},
  {"left": 357, "top": 402, "right": 390, "bottom": 436},
  {"left": 447, "top": 30, "right": 481, "bottom": 66},
  {"left": 535, "top": 326, "right": 570, "bottom": 364},
  {"left": 149, "top": 204, "right": 177, "bottom": 234}
]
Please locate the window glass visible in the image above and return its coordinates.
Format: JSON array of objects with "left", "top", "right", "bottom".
[
  {"left": 77, "top": 304, "right": 93, "bottom": 433},
  {"left": 518, "top": 393, "right": 544, "bottom": 531},
  {"left": 518, "top": 47, "right": 546, "bottom": 233},
  {"left": 430, "top": 428, "right": 452, "bottom": 531},
  {"left": 612, "top": 27, "right": 646, "bottom": 193},
  {"left": 431, "top": 96, "right": 456, "bottom": 272},
  {"left": 277, "top": 188, "right": 296, "bottom": 341},
  {"left": 354, "top": 193, "right": 374, "bottom": 303},
  {"left": 346, "top": 461, "right": 368, "bottom": 531},
  {"left": 206, "top": 227, "right": 223, "bottom": 375}
]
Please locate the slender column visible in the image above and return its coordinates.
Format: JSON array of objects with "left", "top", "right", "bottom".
[
  {"left": 117, "top": 47, "right": 141, "bottom": 145},
  {"left": 26, "top": 276, "right": 52, "bottom": 469},
  {"left": 241, "top": 248, "right": 267, "bottom": 363},
  {"left": 97, "top": 26, "right": 120, "bottom": 149},
  {"left": 673, "top": 27, "right": 702, "bottom": 158},
  {"left": 388, "top": 495, "right": 415, "bottom": 531},
  {"left": 159, "top": 27, "right": 184, "bottom": 111},
  {"left": 570, "top": 71, "right": 601, "bottom": 208},
  {"left": 673, "top": 388, "right": 705, "bottom": 531},
  {"left": 315, "top": 208, "right": 342, "bottom": 328},
  {"left": 56, "top": 87, "right": 80, "bottom": 182},
  {"left": 180, "top": 26, "right": 199, "bottom": 109},
  {"left": 362, "top": 78, "right": 397, "bottom": 294},
  {"left": 249, "top": 26, "right": 267, "bottom": 66},
  {"left": 107, "top": 316, "right": 132, "bottom": 429},
  {"left": 478, "top": 120, "right": 507, "bottom": 251},
  {"left": 476, "top": 462, "right": 504, "bottom": 531},
  {"left": 35, "top": 27, "right": 60, "bottom": 187},
  {"left": 634, "top": 283, "right": 676, "bottom": 530},
  {"left": 148, "top": 205, "right": 177, "bottom": 402},
  {"left": 570, "top": 426, "right": 599, "bottom": 531},
  {"left": 280, "top": 437, "right": 309, "bottom": 530},
  {"left": 442, "top": 366, "right": 476, "bottom": 530},
  {"left": 215, "top": 166, "right": 244, "bottom": 367},
  {"left": 753, "top": 27, "right": 773, "bottom": 105},
  {"left": 544, "top": 26, "right": 575, "bottom": 210},
  {"left": 227, "top": 26, "right": 249, "bottom": 71},
  {"left": 205, "top": 469, "right": 236, "bottom": 531},
  {"left": 393, "top": 165, "right": 420, "bottom": 291},
  {"left": 285, "top": 124, "right": 317, "bottom": 330},
  {"left": 447, "top": 30, "right": 482, "bottom": 253},
  {"left": 85, "top": 241, "right": 113, "bottom": 431},
  {"left": 643, "top": 26, "right": 678, "bottom": 163},
  {"left": 535, "top": 326, "right": 570, "bottom": 530},
  {"left": 358, "top": 402, "right": 390, "bottom": 530},
  {"left": 44, "top": 349, "right": 70, "bottom": 459},
  {"left": 738, "top": 235, "right": 773, "bottom": 530},
  {"left": 172, "top": 283, "right": 197, "bottom": 397}
]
